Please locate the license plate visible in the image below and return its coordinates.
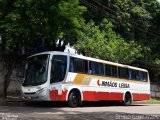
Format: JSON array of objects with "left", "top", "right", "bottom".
[{"left": 26, "top": 96, "right": 32, "bottom": 100}]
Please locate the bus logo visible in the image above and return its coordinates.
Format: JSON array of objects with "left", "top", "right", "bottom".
[
  {"left": 97, "top": 80, "right": 101, "bottom": 86},
  {"left": 97, "top": 79, "right": 130, "bottom": 88}
]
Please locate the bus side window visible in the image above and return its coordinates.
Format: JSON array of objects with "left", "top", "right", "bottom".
[
  {"left": 99, "top": 63, "right": 104, "bottom": 75},
  {"left": 111, "top": 66, "right": 118, "bottom": 78},
  {"left": 74, "top": 58, "right": 85, "bottom": 73},
  {"left": 143, "top": 72, "right": 148, "bottom": 82},
  {"left": 136, "top": 71, "right": 140, "bottom": 80},
  {"left": 70, "top": 57, "right": 88, "bottom": 74},
  {"left": 70, "top": 57, "right": 74, "bottom": 72},
  {"left": 84, "top": 60, "right": 88, "bottom": 73},
  {"left": 89, "top": 61, "right": 104, "bottom": 75},
  {"left": 131, "top": 70, "right": 139, "bottom": 80},
  {"left": 105, "top": 64, "right": 112, "bottom": 76},
  {"left": 89, "top": 61, "right": 97, "bottom": 74},
  {"left": 128, "top": 69, "right": 132, "bottom": 80},
  {"left": 140, "top": 71, "right": 148, "bottom": 82},
  {"left": 140, "top": 71, "right": 143, "bottom": 81},
  {"left": 50, "top": 55, "right": 67, "bottom": 84},
  {"left": 119, "top": 67, "right": 128, "bottom": 79}
]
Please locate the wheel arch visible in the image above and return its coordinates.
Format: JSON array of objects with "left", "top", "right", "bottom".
[{"left": 66, "top": 87, "right": 83, "bottom": 101}]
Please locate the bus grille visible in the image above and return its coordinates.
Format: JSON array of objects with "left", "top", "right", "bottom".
[{"left": 24, "top": 92, "right": 36, "bottom": 95}]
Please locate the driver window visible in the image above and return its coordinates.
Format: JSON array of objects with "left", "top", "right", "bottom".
[{"left": 50, "top": 55, "right": 67, "bottom": 84}]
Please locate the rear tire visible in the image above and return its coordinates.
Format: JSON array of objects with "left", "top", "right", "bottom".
[
  {"left": 123, "top": 92, "right": 132, "bottom": 106},
  {"left": 68, "top": 91, "right": 81, "bottom": 107}
]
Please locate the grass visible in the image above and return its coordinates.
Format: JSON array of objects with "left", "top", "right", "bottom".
[
  {"left": 135, "top": 98, "right": 160, "bottom": 104},
  {"left": 146, "top": 98, "right": 160, "bottom": 104}
]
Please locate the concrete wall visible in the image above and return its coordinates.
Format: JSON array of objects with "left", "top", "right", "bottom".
[
  {"left": 0, "top": 59, "right": 23, "bottom": 96},
  {"left": 151, "top": 83, "right": 160, "bottom": 98},
  {"left": 7, "top": 69, "right": 22, "bottom": 96}
]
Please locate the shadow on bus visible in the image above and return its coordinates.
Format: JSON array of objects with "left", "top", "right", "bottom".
[{"left": 23, "top": 101, "right": 146, "bottom": 108}]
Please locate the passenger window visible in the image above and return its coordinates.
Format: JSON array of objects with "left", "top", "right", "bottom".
[
  {"left": 111, "top": 66, "right": 118, "bottom": 77},
  {"left": 99, "top": 63, "right": 104, "bottom": 75},
  {"left": 118, "top": 67, "right": 129, "bottom": 79},
  {"left": 70, "top": 58, "right": 74, "bottom": 72},
  {"left": 131, "top": 70, "right": 139, "bottom": 80},
  {"left": 69, "top": 57, "right": 88, "bottom": 73},
  {"left": 74, "top": 58, "right": 84, "bottom": 73},
  {"left": 89, "top": 61, "right": 99, "bottom": 74},
  {"left": 128, "top": 69, "right": 132, "bottom": 80},
  {"left": 140, "top": 72, "right": 148, "bottom": 82},
  {"left": 105, "top": 64, "right": 112, "bottom": 76},
  {"left": 89, "top": 61, "right": 104, "bottom": 75}
]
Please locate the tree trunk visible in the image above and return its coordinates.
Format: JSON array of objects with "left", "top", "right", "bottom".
[
  {"left": 0, "top": 57, "right": 6, "bottom": 96},
  {"left": 3, "top": 57, "right": 16, "bottom": 98}
]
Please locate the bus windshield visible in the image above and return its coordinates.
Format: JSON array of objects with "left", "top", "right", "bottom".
[{"left": 23, "top": 54, "right": 49, "bottom": 86}]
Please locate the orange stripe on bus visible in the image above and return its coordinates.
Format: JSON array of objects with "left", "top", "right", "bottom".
[{"left": 73, "top": 74, "right": 85, "bottom": 84}]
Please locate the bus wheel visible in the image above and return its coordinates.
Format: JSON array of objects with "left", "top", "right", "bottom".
[
  {"left": 68, "top": 90, "right": 81, "bottom": 107},
  {"left": 123, "top": 92, "right": 132, "bottom": 106}
]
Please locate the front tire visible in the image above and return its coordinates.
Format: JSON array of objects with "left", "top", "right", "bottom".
[{"left": 68, "top": 91, "right": 81, "bottom": 107}]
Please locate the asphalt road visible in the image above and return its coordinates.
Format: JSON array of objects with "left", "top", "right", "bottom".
[{"left": 0, "top": 102, "right": 160, "bottom": 120}]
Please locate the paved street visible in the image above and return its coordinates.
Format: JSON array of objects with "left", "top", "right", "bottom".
[{"left": 0, "top": 102, "right": 160, "bottom": 120}]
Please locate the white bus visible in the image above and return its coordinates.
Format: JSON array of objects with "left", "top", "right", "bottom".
[{"left": 21, "top": 51, "right": 150, "bottom": 107}]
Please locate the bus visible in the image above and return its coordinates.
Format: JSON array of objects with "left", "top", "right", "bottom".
[{"left": 21, "top": 51, "right": 150, "bottom": 107}]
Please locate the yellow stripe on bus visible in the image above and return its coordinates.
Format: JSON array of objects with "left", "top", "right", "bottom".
[{"left": 73, "top": 74, "right": 85, "bottom": 84}]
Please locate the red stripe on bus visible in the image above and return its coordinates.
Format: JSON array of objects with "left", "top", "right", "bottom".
[
  {"left": 83, "top": 91, "right": 123, "bottom": 101},
  {"left": 50, "top": 90, "right": 150, "bottom": 101},
  {"left": 82, "top": 91, "right": 150, "bottom": 101},
  {"left": 50, "top": 90, "right": 67, "bottom": 101},
  {"left": 132, "top": 93, "right": 150, "bottom": 101}
]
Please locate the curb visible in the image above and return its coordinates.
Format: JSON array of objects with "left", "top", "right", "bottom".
[{"left": 0, "top": 98, "right": 23, "bottom": 106}]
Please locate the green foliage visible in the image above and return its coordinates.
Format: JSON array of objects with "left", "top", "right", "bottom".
[
  {"left": 155, "top": 58, "right": 160, "bottom": 67},
  {"left": 75, "top": 19, "right": 142, "bottom": 64},
  {"left": 82, "top": 0, "right": 160, "bottom": 65},
  {"left": 0, "top": 0, "right": 87, "bottom": 55},
  {"left": 0, "top": 0, "right": 160, "bottom": 65},
  {"left": 75, "top": 20, "right": 107, "bottom": 59},
  {"left": 106, "top": 40, "right": 142, "bottom": 63}
]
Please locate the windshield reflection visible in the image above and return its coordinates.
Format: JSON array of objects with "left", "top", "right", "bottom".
[{"left": 23, "top": 54, "right": 49, "bottom": 86}]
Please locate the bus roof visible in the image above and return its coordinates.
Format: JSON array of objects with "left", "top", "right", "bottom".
[{"left": 29, "top": 51, "right": 148, "bottom": 72}]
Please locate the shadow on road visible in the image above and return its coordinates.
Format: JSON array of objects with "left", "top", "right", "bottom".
[{"left": 23, "top": 101, "right": 146, "bottom": 108}]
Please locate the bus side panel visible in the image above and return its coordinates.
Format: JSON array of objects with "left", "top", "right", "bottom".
[
  {"left": 50, "top": 90, "right": 67, "bottom": 101},
  {"left": 83, "top": 91, "right": 95, "bottom": 101},
  {"left": 96, "top": 92, "right": 123, "bottom": 101},
  {"left": 97, "top": 92, "right": 123, "bottom": 101},
  {"left": 83, "top": 91, "right": 123, "bottom": 101},
  {"left": 132, "top": 93, "right": 150, "bottom": 101}
]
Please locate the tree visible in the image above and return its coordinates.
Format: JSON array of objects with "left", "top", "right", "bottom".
[
  {"left": 0, "top": 0, "right": 86, "bottom": 97},
  {"left": 75, "top": 19, "right": 142, "bottom": 64},
  {"left": 81, "top": 0, "right": 160, "bottom": 67}
]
